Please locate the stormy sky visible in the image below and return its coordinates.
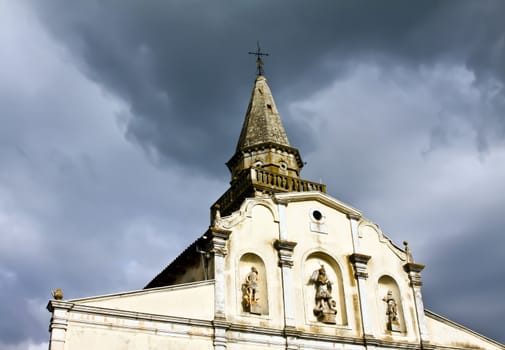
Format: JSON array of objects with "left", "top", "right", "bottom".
[{"left": 1, "top": 1, "right": 505, "bottom": 348}]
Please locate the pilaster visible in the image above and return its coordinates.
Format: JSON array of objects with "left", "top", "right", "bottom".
[
  {"left": 274, "top": 239, "right": 297, "bottom": 330},
  {"left": 47, "top": 301, "right": 71, "bottom": 350},
  {"left": 404, "top": 262, "right": 429, "bottom": 344},
  {"left": 276, "top": 199, "right": 288, "bottom": 240},
  {"left": 209, "top": 226, "right": 232, "bottom": 320},
  {"left": 349, "top": 253, "right": 373, "bottom": 338},
  {"left": 283, "top": 327, "right": 301, "bottom": 350},
  {"left": 212, "top": 319, "right": 231, "bottom": 350},
  {"left": 347, "top": 213, "right": 361, "bottom": 252}
]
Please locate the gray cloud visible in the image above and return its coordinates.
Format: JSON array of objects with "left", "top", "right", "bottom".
[
  {"left": 31, "top": 0, "right": 505, "bottom": 174},
  {"left": 1, "top": 0, "right": 505, "bottom": 348}
]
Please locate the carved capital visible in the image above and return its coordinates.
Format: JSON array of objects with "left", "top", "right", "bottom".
[
  {"left": 274, "top": 239, "right": 297, "bottom": 252},
  {"left": 209, "top": 227, "right": 232, "bottom": 257},
  {"left": 404, "top": 262, "right": 425, "bottom": 286},
  {"left": 346, "top": 213, "right": 361, "bottom": 221},
  {"left": 404, "top": 262, "right": 425, "bottom": 273},
  {"left": 273, "top": 196, "right": 289, "bottom": 206},
  {"left": 274, "top": 239, "right": 297, "bottom": 268},
  {"left": 349, "top": 253, "right": 371, "bottom": 279}
]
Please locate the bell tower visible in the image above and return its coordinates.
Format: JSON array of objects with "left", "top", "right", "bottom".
[{"left": 215, "top": 45, "right": 326, "bottom": 216}]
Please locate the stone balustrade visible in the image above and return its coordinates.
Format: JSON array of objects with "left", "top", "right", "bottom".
[{"left": 214, "top": 168, "right": 326, "bottom": 215}]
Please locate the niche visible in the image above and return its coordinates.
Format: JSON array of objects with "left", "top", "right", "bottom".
[
  {"left": 377, "top": 275, "right": 406, "bottom": 334},
  {"left": 239, "top": 253, "right": 268, "bottom": 315},
  {"left": 304, "top": 252, "right": 347, "bottom": 325}
]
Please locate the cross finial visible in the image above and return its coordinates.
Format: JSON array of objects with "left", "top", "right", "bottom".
[{"left": 248, "top": 41, "right": 269, "bottom": 76}]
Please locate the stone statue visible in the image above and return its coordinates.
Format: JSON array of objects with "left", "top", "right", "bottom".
[
  {"left": 242, "top": 267, "right": 261, "bottom": 314},
  {"left": 309, "top": 265, "right": 337, "bottom": 324},
  {"left": 383, "top": 290, "right": 400, "bottom": 332},
  {"left": 403, "top": 241, "right": 414, "bottom": 263},
  {"left": 212, "top": 204, "right": 222, "bottom": 227}
]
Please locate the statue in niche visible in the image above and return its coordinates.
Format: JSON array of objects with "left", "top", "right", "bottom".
[
  {"left": 309, "top": 265, "right": 337, "bottom": 324},
  {"left": 242, "top": 267, "right": 261, "bottom": 314},
  {"left": 383, "top": 290, "right": 401, "bottom": 332}
]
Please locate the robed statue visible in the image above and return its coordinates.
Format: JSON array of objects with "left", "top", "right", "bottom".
[
  {"left": 309, "top": 265, "right": 337, "bottom": 324},
  {"left": 383, "top": 290, "right": 401, "bottom": 332},
  {"left": 242, "top": 267, "right": 261, "bottom": 314}
]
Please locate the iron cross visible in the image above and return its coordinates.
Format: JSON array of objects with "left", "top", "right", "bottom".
[{"left": 248, "top": 41, "right": 269, "bottom": 76}]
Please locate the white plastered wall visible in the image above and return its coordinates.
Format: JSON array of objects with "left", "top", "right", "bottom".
[
  {"left": 224, "top": 200, "right": 284, "bottom": 329},
  {"left": 285, "top": 199, "right": 360, "bottom": 337},
  {"left": 426, "top": 312, "right": 505, "bottom": 350},
  {"left": 74, "top": 280, "right": 215, "bottom": 320},
  {"left": 358, "top": 222, "right": 420, "bottom": 343}
]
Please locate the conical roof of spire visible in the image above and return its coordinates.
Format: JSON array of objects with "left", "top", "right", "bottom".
[{"left": 236, "top": 75, "right": 291, "bottom": 151}]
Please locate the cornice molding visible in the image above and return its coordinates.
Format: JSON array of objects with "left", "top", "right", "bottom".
[{"left": 274, "top": 191, "right": 361, "bottom": 217}]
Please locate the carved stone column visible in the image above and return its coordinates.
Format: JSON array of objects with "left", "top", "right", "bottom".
[
  {"left": 209, "top": 226, "right": 231, "bottom": 350},
  {"left": 274, "top": 239, "right": 297, "bottom": 329},
  {"left": 349, "top": 253, "right": 373, "bottom": 338},
  {"left": 404, "top": 262, "right": 429, "bottom": 344},
  {"left": 47, "top": 301, "right": 70, "bottom": 350}
]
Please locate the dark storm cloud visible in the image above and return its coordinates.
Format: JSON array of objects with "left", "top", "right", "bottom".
[
  {"left": 3, "top": 1, "right": 505, "bottom": 348},
  {"left": 424, "top": 213, "right": 505, "bottom": 341},
  {"left": 31, "top": 0, "right": 505, "bottom": 176}
]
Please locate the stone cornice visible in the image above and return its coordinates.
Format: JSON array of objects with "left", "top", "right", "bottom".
[
  {"left": 227, "top": 142, "right": 304, "bottom": 171},
  {"left": 47, "top": 300, "right": 74, "bottom": 312},
  {"left": 67, "top": 280, "right": 215, "bottom": 303},
  {"left": 209, "top": 225, "right": 232, "bottom": 239},
  {"left": 274, "top": 239, "right": 297, "bottom": 267},
  {"left": 275, "top": 192, "right": 361, "bottom": 217},
  {"left": 209, "top": 226, "right": 232, "bottom": 257},
  {"left": 404, "top": 262, "right": 425, "bottom": 287},
  {"left": 45, "top": 302, "right": 439, "bottom": 350},
  {"left": 361, "top": 335, "right": 423, "bottom": 349},
  {"left": 403, "top": 262, "right": 425, "bottom": 273},
  {"left": 349, "top": 253, "right": 372, "bottom": 280},
  {"left": 273, "top": 239, "right": 297, "bottom": 252},
  {"left": 226, "top": 324, "right": 426, "bottom": 349},
  {"left": 347, "top": 213, "right": 361, "bottom": 221},
  {"left": 349, "top": 253, "right": 371, "bottom": 265},
  {"left": 46, "top": 301, "right": 213, "bottom": 327}
]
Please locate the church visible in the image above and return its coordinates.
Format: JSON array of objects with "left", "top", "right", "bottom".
[{"left": 46, "top": 53, "right": 504, "bottom": 350}]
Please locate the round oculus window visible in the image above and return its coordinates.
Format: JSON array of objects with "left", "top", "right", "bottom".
[{"left": 312, "top": 210, "right": 323, "bottom": 221}]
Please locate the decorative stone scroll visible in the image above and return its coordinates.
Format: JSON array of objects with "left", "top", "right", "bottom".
[
  {"left": 309, "top": 265, "right": 337, "bottom": 324},
  {"left": 242, "top": 267, "right": 261, "bottom": 314},
  {"left": 383, "top": 290, "right": 401, "bottom": 332}
]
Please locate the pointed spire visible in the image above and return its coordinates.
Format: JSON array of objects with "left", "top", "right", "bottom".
[
  {"left": 216, "top": 61, "right": 327, "bottom": 216},
  {"left": 227, "top": 74, "right": 304, "bottom": 180},
  {"left": 236, "top": 75, "right": 291, "bottom": 151}
]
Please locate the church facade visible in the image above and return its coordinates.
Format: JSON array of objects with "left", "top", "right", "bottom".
[{"left": 47, "top": 72, "right": 504, "bottom": 350}]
